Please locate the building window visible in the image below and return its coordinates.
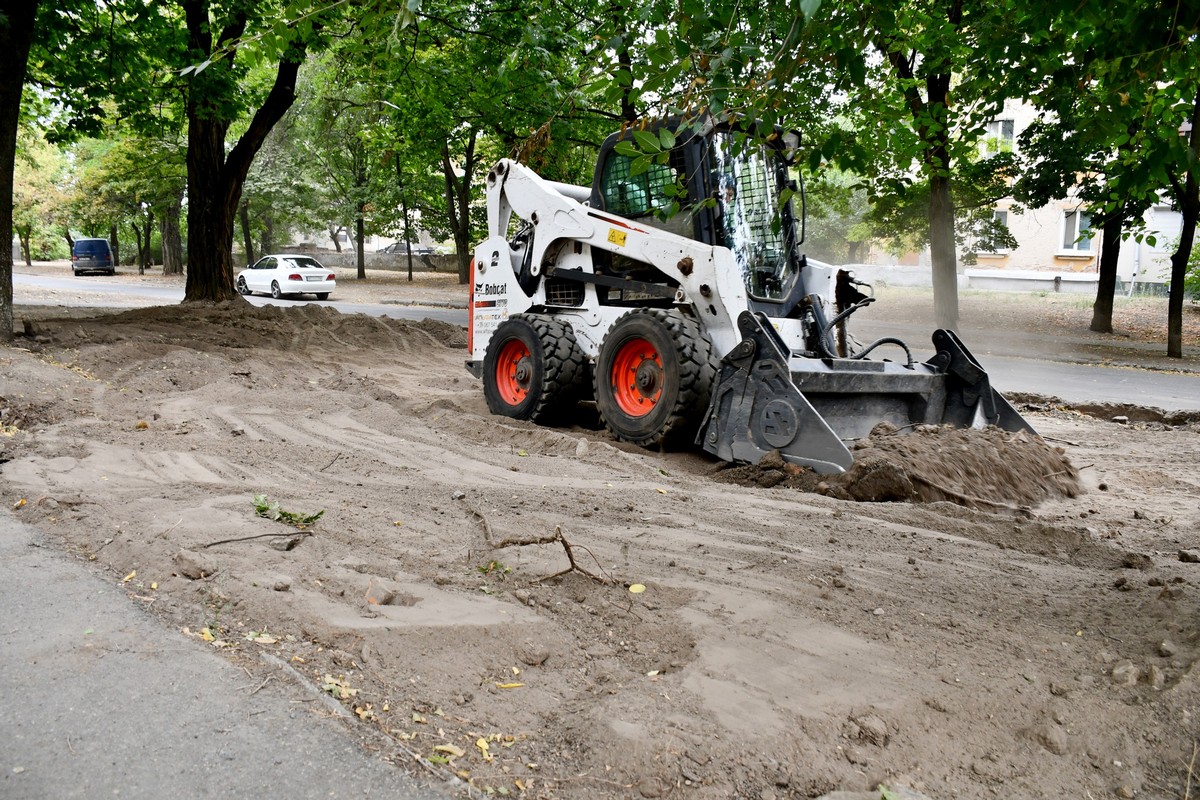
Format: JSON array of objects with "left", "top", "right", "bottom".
[
  {"left": 980, "top": 210, "right": 1009, "bottom": 255},
  {"left": 1062, "top": 210, "right": 1093, "bottom": 252},
  {"left": 984, "top": 119, "right": 1015, "bottom": 153}
]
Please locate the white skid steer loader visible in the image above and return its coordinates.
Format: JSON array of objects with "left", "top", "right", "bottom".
[{"left": 466, "top": 116, "right": 1034, "bottom": 473}]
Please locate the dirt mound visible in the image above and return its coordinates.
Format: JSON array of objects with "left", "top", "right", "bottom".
[
  {"left": 716, "top": 423, "right": 1081, "bottom": 510},
  {"left": 20, "top": 302, "right": 468, "bottom": 355}
]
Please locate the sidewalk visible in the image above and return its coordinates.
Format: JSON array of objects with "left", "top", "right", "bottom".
[{"left": 0, "top": 511, "right": 450, "bottom": 800}]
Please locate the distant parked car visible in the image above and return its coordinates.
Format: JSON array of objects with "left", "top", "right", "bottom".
[
  {"left": 72, "top": 238, "right": 115, "bottom": 276},
  {"left": 236, "top": 254, "right": 336, "bottom": 300},
  {"left": 377, "top": 242, "right": 434, "bottom": 256}
]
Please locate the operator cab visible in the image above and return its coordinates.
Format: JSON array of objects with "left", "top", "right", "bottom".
[{"left": 590, "top": 117, "right": 806, "bottom": 315}]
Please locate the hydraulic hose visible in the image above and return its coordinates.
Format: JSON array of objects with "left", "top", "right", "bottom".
[{"left": 817, "top": 298, "right": 915, "bottom": 368}]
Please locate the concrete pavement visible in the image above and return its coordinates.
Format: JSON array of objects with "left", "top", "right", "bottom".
[{"left": 0, "top": 511, "right": 450, "bottom": 800}]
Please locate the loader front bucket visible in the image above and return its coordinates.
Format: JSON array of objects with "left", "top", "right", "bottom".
[{"left": 698, "top": 312, "right": 1036, "bottom": 474}]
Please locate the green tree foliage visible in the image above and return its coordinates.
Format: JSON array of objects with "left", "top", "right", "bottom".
[
  {"left": 345, "top": 0, "right": 619, "bottom": 282},
  {"left": 12, "top": 126, "right": 69, "bottom": 264},
  {"left": 1015, "top": 1, "right": 1200, "bottom": 356},
  {"left": 802, "top": 167, "right": 873, "bottom": 265}
]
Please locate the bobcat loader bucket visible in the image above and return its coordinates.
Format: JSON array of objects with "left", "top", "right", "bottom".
[{"left": 698, "top": 312, "right": 1036, "bottom": 474}]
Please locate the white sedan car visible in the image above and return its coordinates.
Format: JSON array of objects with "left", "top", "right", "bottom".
[{"left": 236, "top": 254, "right": 336, "bottom": 300}]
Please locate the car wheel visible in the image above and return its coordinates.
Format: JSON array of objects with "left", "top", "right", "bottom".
[
  {"left": 236, "top": 276, "right": 251, "bottom": 296},
  {"left": 271, "top": 282, "right": 283, "bottom": 299},
  {"left": 315, "top": 293, "right": 330, "bottom": 301}
]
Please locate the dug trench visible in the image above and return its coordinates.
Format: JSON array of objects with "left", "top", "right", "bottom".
[{"left": 2, "top": 303, "right": 1199, "bottom": 800}]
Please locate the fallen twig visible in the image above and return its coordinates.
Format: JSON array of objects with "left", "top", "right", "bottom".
[
  {"left": 492, "top": 525, "right": 614, "bottom": 585},
  {"left": 319, "top": 453, "right": 341, "bottom": 472},
  {"left": 200, "top": 531, "right": 314, "bottom": 549},
  {"left": 1041, "top": 435, "right": 1081, "bottom": 447},
  {"left": 466, "top": 504, "right": 494, "bottom": 543},
  {"left": 1043, "top": 464, "right": 1090, "bottom": 479},
  {"left": 249, "top": 675, "right": 274, "bottom": 696}
]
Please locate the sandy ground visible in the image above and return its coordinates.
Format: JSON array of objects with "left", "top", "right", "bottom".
[{"left": 3, "top": 263, "right": 1200, "bottom": 799}]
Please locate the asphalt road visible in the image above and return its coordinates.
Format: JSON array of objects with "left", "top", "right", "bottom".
[
  {"left": 0, "top": 511, "right": 451, "bottom": 800},
  {"left": 14, "top": 272, "right": 1200, "bottom": 412},
  {"left": 12, "top": 272, "right": 466, "bottom": 326}
]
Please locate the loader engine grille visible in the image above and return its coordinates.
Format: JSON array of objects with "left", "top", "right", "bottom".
[{"left": 544, "top": 278, "right": 585, "bottom": 307}]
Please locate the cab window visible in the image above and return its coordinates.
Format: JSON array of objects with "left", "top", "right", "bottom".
[{"left": 600, "top": 153, "right": 678, "bottom": 218}]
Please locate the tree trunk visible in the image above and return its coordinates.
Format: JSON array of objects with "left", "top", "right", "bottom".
[
  {"left": 161, "top": 193, "right": 184, "bottom": 275},
  {"left": 132, "top": 223, "right": 145, "bottom": 273},
  {"left": 1166, "top": 85, "right": 1200, "bottom": 359},
  {"left": 0, "top": 0, "right": 37, "bottom": 341},
  {"left": 182, "top": 0, "right": 303, "bottom": 302},
  {"left": 1168, "top": 208, "right": 1195, "bottom": 359},
  {"left": 443, "top": 132, "right": 477, "bottom": 284},
  {"left": 355, "top": 207, "right": 366, "bottom": 279},
  {"left": 108, "top": 224, "right": 120, "bottom": 268},
  {"left": 239, "top": 200, "right": 254, "bottom": 265},
  {"left": 928, "top": 172, "right": 959, "bottom": 331},
  {"left": 16, "top": 224, "right": 32, "bottom": 266},
  {"left": 401, "top": 191, "right": 414, "bottom": 282},
  {"left": 875, "top": 21, "right": 962, "bottom": 332},
  {"left": 328, "top": 226, "right": 342, "bottom": 252},
  {"left": 261, "top": 213, "right": 274, "bottom": 255},
  {"left": 1090, "top": 210, "right": 1124, "bottom": 333},
  {"left": 141, "top": 210, "right": 154, "bottom": 273}
]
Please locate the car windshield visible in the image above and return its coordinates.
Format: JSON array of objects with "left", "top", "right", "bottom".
[{"left": 282, "top": 257, "right": 325, "bottom": 270}]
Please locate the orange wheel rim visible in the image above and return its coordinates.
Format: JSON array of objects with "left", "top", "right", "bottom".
[
  {"left": 610, "top": 337, "right": 662, "bottom": 417},
  {"left": 495, "top": 338, "right": 532, "bottom": 406}
]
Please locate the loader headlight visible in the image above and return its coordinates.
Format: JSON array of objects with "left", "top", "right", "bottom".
[{"left": 782, "top": 130, "right": 801, "bottom": 162}]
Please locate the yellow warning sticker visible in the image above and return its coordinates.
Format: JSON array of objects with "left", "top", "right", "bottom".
[{"left": 607, "top": 228, "right": 628, "bottom": 247}]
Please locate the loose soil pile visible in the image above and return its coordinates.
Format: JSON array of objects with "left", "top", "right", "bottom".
[
  {"left": 717, "top": 424, "right": 1081, "bottom": 512},
  {"left": 3, "top": 300, "right": 1200, "bottom": 800}
]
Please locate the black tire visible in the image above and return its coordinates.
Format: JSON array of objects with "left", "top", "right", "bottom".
[
  {"left": 236, "top": 276, "right": 252, "bottom": 296},
  {"left": 594, "top": 308, "right": 715, "bottom": 447},
  {"left": 482, "top": 314, "right": 587, "bottom": 424},
  {"left": 315, "top": 293, "right": 330, "bottom": 301},
  {"left": 271, "top": 281, "right": 283, "bottom": 299}
]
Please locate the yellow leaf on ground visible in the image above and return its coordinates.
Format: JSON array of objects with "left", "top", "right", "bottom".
[
  {"left": 150, "top": 582, "right": 158, "bottom": 590},
  {"left": 12, "top": 498, "right": 26, "bottom": 510},
  {"left": 511, "top": 666, "right": 520, "bottom": 675},
  {"left": 655, "top": 488, "right": 667, "bottom": 494},
  {"left": 121, "top": 570, "right": 136, "bottom": 583},
  {"left": 434, "top": 744, "right": 466, "bottom": 758},
  {"left": 628, "top": 584, "right": 646, "bottom": 594},
  {"left": 200, "top": 628, "right": 215, "bottom": 642},
  {"left": 494, "top": 682, "right": 524, "bottom": 689}
]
